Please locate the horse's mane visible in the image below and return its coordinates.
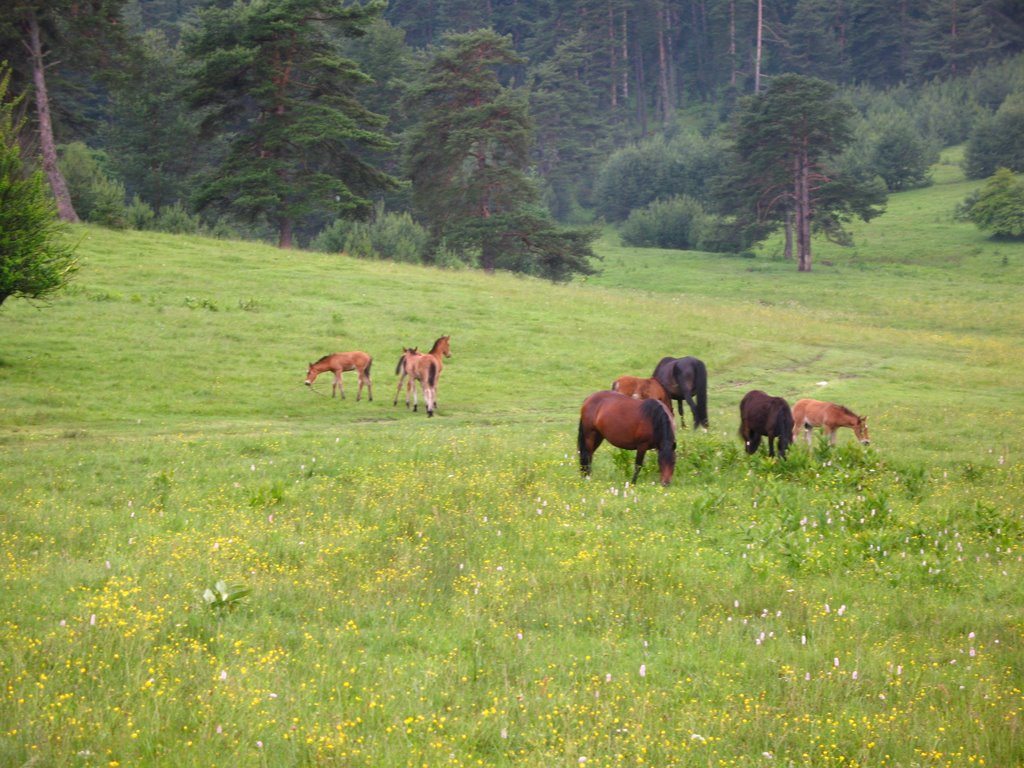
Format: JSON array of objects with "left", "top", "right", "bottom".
[
  {"left": 429, "top": 335, "right": 448, "bottom": 353},
  {"left": 313, "top": 353, "right": 333, "bottom": 365},
  {"left": 834, "top": 403, "right": 858, "bottom": 419}
]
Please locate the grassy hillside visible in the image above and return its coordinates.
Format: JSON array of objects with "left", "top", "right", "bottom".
[{"left": 1, "top": 162, "right": 1022, "bottom": 767}]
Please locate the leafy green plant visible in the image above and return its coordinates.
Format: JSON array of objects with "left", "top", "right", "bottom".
[{"left": 202, "top": 580, "right": 250, "bottom": 612}]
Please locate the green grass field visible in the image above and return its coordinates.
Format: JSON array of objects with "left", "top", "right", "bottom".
[{"left": 1, "top": 159, "right": 1022, "bottom": 767}]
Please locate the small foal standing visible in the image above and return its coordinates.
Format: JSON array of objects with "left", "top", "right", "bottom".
[
  {"left": 792, "top": 399, "right": 870, "bottom": 446},
  {"left": 305, "top": 351, "right": 373, "bottom": 401}
]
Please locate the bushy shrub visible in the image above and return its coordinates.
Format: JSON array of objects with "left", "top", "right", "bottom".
[
  {"left": 964, "top": 94, "right": 1024, "bottom": 179},
  {"left": 963, "top": 167, "right": 1024, "bottom": 238},
  {"left": 593, "top": 132, "right": 727, "bottom": 222},
  {"left": 153, "top": 201, "right": 202, "bottom": 234},
  {"left": 311, "top": 208, "right": 428, "bottom": 263},
  {"left": 125, "top": 195, "right": 155, "bottom": 230},
  {"left": 619, "top": 195, "right": 710, "bottom": 250},
  {"left": 59, "top": 142, "right": 128, "bottom": 228}
]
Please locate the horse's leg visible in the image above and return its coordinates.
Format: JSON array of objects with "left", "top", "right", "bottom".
[
  {"left": 631, "top": 449, "right": 647, "bottom": 483},
  {"left": 767, "top": 435, "right": 776, "bottom": 457},
  {"left": 582, "top": 433, "right": 604, "bottom": 476},
  {"left": 674, "top": 399, "right": 686, "bottom": 429},
  {"left": 365, "top": 369, "right": 373, "bottom": 401},
  {"left": 828, "top": 426, "right": 837, "bottom": 446}
]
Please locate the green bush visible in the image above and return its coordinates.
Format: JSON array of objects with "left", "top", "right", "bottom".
[
  {"left": 963, "top": 167, "right": 1024, "bottom": 237},
  {"left": 58, "top": 142, "right": 128, "bottom": 228},
  {"left": 311, "top": 208, "right": 428, "bottom": 263},
  {"left": 963, "top": 93, "right": 1024, "bottom": 179},
  {"left": 619, "top": 195, "right": 710, "bottom": 250},
  {"left": 593, "top": 132, "right": 727, "bottom": 222},
  {"left": 153, "top": 201, "right": 202, "bottom": 235}
]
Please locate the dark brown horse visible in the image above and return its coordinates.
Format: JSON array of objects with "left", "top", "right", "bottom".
[
  {"left": 305, "top": 351, "right": 373, "bottom": 401},
  {"left": 404, "top": 335, "right": 451, "bottom": 417},
  {"left": 578, "top": 390, "right": 677, "bottom": 485},
  {"left": 739, "top": 390, "right": 794, "bottom": 458},
  {"left": 651, "top": 356, "right": 709, "bottom": 430},
  {"left": 611, "top": 375, "right": 673, "bottom": 412},
  {"left": 792, "top": 399, "right": 870, "bottom": 447}
]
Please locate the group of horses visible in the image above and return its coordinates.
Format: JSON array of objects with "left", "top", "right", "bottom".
[
  {"left": 305, "top": 342, "right": 870, "bottom": 483},
  {"left": 579, "top": 355, "right": 870, "bottom": 486},
  {"left": 304, "top": 335, "right": 451, "bottom": 417}
]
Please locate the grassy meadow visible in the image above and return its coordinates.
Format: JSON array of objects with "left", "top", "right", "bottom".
[{"left": 1, "top": 157, "right": 1022, "bottom": 767}]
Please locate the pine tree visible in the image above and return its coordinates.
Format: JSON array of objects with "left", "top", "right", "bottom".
[
  {"left": 719, "top": 74, "right": 885, "bottom": 271},
  {"left": 183, "top": 0, "right": 397, "bottom": 248},
  {"left": 0, "top": 63, "right": 77, "bottom": 307},
  {"left": 404, "top": 29, "right": 597, "bottom": 279}
]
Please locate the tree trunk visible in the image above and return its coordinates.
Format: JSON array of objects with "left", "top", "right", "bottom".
[
  {"left": 783, "top": 211, "right": 793, "bottom": 260},
  {"left": 27, "top": 12, "right": 79, "bottom": 223},
  {"left": 795, "top": 150, "right": 812, "bottom": 271},
  {"left": 633, "top": 33, "right": 647, "bottom": 136},
  {"left": 729, "top": 0, "right": 737, "bottom": 87},
  {"left": 656, "top": 3, "right": 672, "bottom": 125},
  {"left": 278, "top": 218, "right": 294, "bottom": 249},
  {"left": 754, "top": 0, "right": 763, "bottom": 94}
]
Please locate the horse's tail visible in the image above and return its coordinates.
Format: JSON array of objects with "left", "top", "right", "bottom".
[
  {"left": 394, "top": 355, "right": 405, "bottom": 376},
  {"left": 775, "top": 402, "right": 795, "bottom": 457},
  {"left": 642, "top": 399, "right": 677, "bottom": 470},
  {"left": 693, "top": 358, "right": 709, "bottom": 428},
  {"left": 577, "top": 417, "right": 591, "bottom": 474},
  {"left": 366, "top": 358, "right": 373, "bottom": 378},
  {"left": 427, "top": 361, "right": 438, "bottom": 387}
]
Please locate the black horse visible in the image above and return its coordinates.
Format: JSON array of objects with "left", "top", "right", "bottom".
[
  {"left": 739, "top": 390, "right": 794, "bottom": 458},
  {"left": 651, "top": 356, "right": 709, "bottom": 430}
]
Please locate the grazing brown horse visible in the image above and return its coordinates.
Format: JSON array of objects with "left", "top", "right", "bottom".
[
  {"left": 405, "top": 335, "right": 451, "bottom": 417},
  {"left": 305, "top": 351, "right": 373, "bottom": 401},
  {"left": 611, "top": 375, "right": 673, "bottom": 412},
  {"left": 739, "top": 390, "right": 794, "bottom": 458},
  {"left": 578, "top": 390, "right": 677, "bottom": 485},
  {"left": 651, "top": 356, "right": 709, "bottom": 430},
  {"left": 392, "top": 346, "right": 420, "bottom": 407},
  {"left": 792, "top": 399, "right": 870, "bottom": 447}
]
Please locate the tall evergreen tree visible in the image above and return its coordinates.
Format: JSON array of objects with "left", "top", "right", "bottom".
[
  {"left": 528, "top": 31, "right": 609, "bottom": 218},
  {"left": 183, "top": 0, "right": 397, "bottom": 248},
  {"left": 0, "top": 63, "right": 77, "bottom": 307},
  {"left": 0, "top": 1, "right": 129, "bottom": 222},
  {"left": 718, "top": 74, "right": 885, "bottom": 271},
  {"left": 404, "top": 29, "right": 596, "bottom": 279}
]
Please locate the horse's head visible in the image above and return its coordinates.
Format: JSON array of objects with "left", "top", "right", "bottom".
[
  {"left": 304, "top": 363, "right": 316, "bottom": 386},
  {"left": 435, "top": 335, "right": 452, "bottom": 358},
  {"left": 854, "top": 416, "right": 871, "bottom": 445}
]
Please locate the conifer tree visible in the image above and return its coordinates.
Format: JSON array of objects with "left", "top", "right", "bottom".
[
  {"left": 719, "top": 74, "right": 885, "bottom": 271},
  {"left": 404, "top": 29, "right": 596, "bottom": 280},
  {"left": 0, "top": 63, "right": 77, "bottom": 307},
  {"left": 183, "top": 0, "right": 397, "bottom": 248}
]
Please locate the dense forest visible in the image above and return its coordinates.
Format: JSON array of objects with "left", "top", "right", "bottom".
[{"left": 3, "top": 0, "right": 1024, "bottom": 276}]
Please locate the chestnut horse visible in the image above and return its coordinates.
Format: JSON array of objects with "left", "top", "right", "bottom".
[
  {"left": 611, "top": 375, "right": 673, "bottom": 412},
  {"left": 305, "top": 351, "right": 373, "bottom": 401},
  {"left": 739, "top": 390, "right": 794, "bottom": 458},
  {"left": 651, "top": 356, "right": 709, "bottom": 430},
  {"left": 578, "top": 390, "right": 676, "bottom": 485},
  {"left": 792, "top": 399, "right": 870, "bottom": 447},
  {"left": 404, "top": 335, "right": 451, "bottom": 417},
  {"left": 392, "top": 346, "right": 420, "bottom": 407}
]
